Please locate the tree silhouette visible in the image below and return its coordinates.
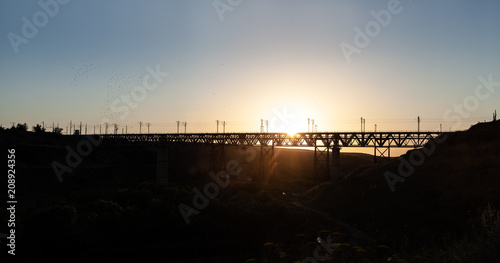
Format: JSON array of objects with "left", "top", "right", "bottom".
[
  {"left": 12, "top": 123, "right": 28, "bottom": 132},
  {"left": 33, "top": 124, "right": 46, "bottom": 133}
]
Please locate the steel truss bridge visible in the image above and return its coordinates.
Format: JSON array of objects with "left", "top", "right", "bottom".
[{"left": 100, "top": 132, "right": 444, "bottom": 182}]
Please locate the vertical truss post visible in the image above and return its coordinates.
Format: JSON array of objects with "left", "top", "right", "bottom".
[
  {"left": 259, "top": 143, "right": 275, "bottom": 180},
  {"left": 326, "top": 146, "right": 330, "bottom": 181},
  {"left": 237, "top": 146, "right": 249, "bottom": 180},
  {"left": 210, "top": 142, "right": 226, "bottom": 173},
  {"left": 330, "top": 146, "right": 341, "bottom": 182},
  {"left": 156, "top": 145, "right": 168, "bottom": 184},
  {"left": 314, "top": 143, "right": 329, "bottom": 183},
  {"left": 314, "top": 145, "right": 318, "bottom": 183},
  {"left": 172, "top": 143, "right": 180, "bottom": 179}
]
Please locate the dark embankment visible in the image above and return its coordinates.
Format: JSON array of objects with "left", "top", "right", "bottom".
[{"left": 301, "top": 120, "right": 500, "bottom": 261}]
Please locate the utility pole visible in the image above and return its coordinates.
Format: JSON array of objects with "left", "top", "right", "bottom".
[
  {"left": 176, "top": 121, "right": 180, "bottom": 133},
  {"left": 182, "top": 122, "right": 187, "bottom": 133},
  {"left": 311, "top": 119, "right": 315, "bottom": 132},
  {"left": 69, "top": 121, "right": 72, "bottom": 134},
  {"left": 265, "top": 120, "right": 269, "bottom": 133},
  {"left": 80, "top": 121, "right": 82, "bottom": 134},
  {"left": 417, "top": 116, "right": 420, "bottom": 133},
  {"left": 105, "top": 123, "right": 109, "bottom": 135},
  {"left": 260, "top": 119, "right": 264, "bottom": 133},
  {"left": 42, "top": 121, "right": 44, "bottom": 130},
  {"left": 494, "top": 110, "right": 497, "bottom": 121},
  {"left": 85, "top": 124, "right": 87, "bottom": 135},
  {"left": 440, "top": 123, "right": 442, "bottom": 133},
  {"left": 139, "top": 122, "right": 143, "bottom": 134},
  {"left": 114, "top": 124, "right": 118, "bottom": 134},
  {"left": 216, "top": 120, "right": 220, "bottom": 133},
  {"left": 52, "top": 122, "right": 55, "bottom": 132},
  {"left": 222, "top": 121, "right": 226, "bottom": 133},
  {"left": 360, "top": 117, "right": 364, "bottom": 132},
  {"left": 146, "top": 123, "right": 151, "bottom": 134},
  {"left": 360, "top": 117, "right": 366, "bottom": 132}
]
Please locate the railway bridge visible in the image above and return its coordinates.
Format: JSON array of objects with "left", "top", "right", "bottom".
[{"left": 100, "top": 132, "right": 444, "bottom": 183}]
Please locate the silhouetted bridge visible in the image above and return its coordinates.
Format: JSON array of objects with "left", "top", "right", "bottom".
[{"left": 100, "top": 132, "right": 444, "bottom": 183}]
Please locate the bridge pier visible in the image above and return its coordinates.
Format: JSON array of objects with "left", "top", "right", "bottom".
[
  {"left": 374, "top": 145, "right": 391, "bottom": 163},
  {"left": 236, "top": 146, "right": 249, "bottom": 180},
  {"left": 156, "top": 146, "right": 169, "bottom": 184},
  {"left": 330, "top": 146, "right": 341, "bottom": 182},
  {"left": 259, "top": 144, "right": 275, "bottom": 180},
  {"left": 210, "top": 143, "right": 226, "bottom": 173},
  {"left": 314, "top": 146, "right": 329, "bottom": 182}
]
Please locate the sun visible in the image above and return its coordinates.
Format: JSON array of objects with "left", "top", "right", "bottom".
[{"left": 284, "top": 121, "right": 303, "bottom": 136}]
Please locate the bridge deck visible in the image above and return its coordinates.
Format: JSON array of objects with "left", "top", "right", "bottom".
[{"left": 99, "top": 132, "right": 444, "bottom": 148}]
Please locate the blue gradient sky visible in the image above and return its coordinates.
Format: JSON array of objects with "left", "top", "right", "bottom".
[{"left": 1, "top": 0, "right": 499, "bottom": 133}]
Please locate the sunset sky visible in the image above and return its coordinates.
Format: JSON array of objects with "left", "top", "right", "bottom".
[{"left": 1, "top": 0, "right": 499, "bottom": 134}]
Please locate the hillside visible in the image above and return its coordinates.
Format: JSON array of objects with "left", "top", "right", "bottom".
[{"left": 0, "top": 130, "right": 376, "bottom": 262}]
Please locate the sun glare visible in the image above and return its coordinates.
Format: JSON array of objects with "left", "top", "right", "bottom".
[
  {"left": 285, "top": 121, "right": 303, "bottom": 136},
  {"left": 266, "top": 103, "right": 315, "bottom": 135}
]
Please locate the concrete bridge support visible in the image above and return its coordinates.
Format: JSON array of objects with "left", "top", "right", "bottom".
[{"left": 156, "top": 146, "right": 169, "bottom": 184}]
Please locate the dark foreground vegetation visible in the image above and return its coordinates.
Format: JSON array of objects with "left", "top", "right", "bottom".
[{"left": 1, "top": 121, "right": 499, "bottom": 262}]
